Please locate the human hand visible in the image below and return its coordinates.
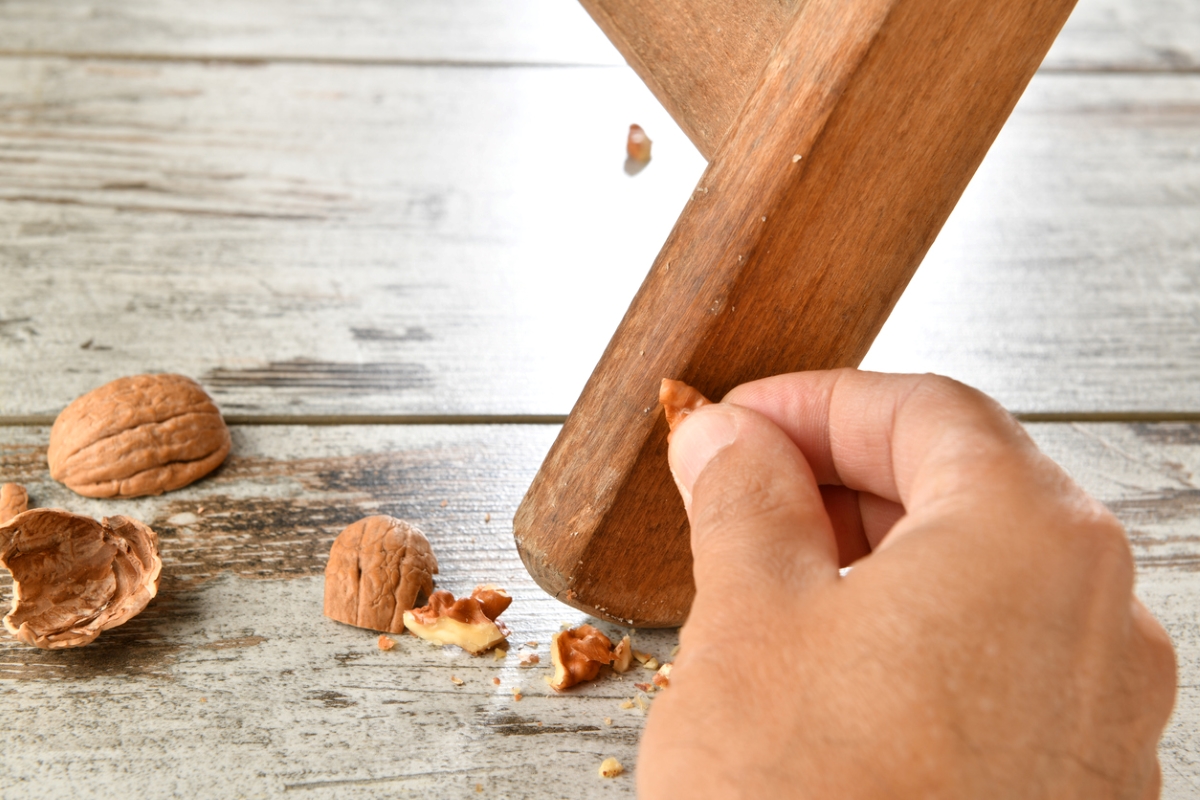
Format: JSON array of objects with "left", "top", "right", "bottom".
[{"left": 639, "top": 370, "right": 1175, "bottom": 799}]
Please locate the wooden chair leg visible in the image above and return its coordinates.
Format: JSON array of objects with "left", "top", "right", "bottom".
[{"left": 516, "top": 0, "right": 1080, "bottom": 627}]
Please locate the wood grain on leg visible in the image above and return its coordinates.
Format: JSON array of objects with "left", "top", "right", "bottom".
[{"left": 516, "top": 0, "right": 1079, "bottom": 626}]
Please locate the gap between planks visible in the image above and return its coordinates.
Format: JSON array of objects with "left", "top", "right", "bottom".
[
  {"left": 0, "top": 50, "right": 618, "bottom": 69},
  {"left": 4, "top": 412, "right": 1200, "bottom": 428},
  {"left": 0, "top": 51, "right": 1195, "bottom": 76}
]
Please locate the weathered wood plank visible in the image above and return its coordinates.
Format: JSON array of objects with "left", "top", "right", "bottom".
[
  {"left": 0, "top": 0, "right": 1193, "bottom": 73},
  {"left": 0, "top": 63, "right": 1197, "bottom": 418},
  {"left": 1, "top": 422, "right": 1200, "bottom": 796}
]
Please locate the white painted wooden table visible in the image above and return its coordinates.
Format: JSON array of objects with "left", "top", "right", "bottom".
[{"left": 0, "top": 1, "right": 1198, "bottom": 797}]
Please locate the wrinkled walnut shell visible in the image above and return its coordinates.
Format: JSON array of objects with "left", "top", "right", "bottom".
[
  {"left": 0, "top": 508, "right": 162, "bottom": 649},
  {"left": 48, "top": 373, "right": 231, "bottom": 498},
  {"left": 548, "top": 624, "right": 615, "bottom": 692},
  {"left": 323, "top": 515, "right": 438, "bottom": 633},
  {"left": 660, "top": 378, "right": 712, "bottom": 438},
  {"left": 0, "top": 483, "right": 28, "bottom": 524},
  {"left": 403, "top": 587, "right": 510, "bottom": 655}
]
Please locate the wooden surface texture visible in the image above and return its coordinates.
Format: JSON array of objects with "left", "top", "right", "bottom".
[
  {"left": 0, "top": 0, "right": 1198, "bottom": 796},
  {"left": 0, "top": 65, "right": 1197, "bottom": 417},
  {"left": 516, "top": 0, "right": 1080, "bottom": 625},
  {"left": 0, "top": 422, "right": 1199, "bottom": 797}
]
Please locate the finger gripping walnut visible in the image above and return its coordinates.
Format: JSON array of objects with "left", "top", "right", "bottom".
[
  {"left": 0, "top": 483, "right": 28, "bottom": 524},
  {"left": 48, "top": 373, "right": 231, "bottom": 498},
  {"left": 0, "top": 508, "right": 162, "bottom": 649},
  {"left": 324, "top": 515, "right": 438, "bottom": 634},
  {"left": 548, "top": 624, "right": 615, "bottom": 692},
  {"left": 659, "top": 378, "right": 712, "bottom": 437}
]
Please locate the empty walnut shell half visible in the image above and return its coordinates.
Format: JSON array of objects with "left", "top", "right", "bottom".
[
  {"left": 548, "top": 624, "right": 615, "bottom": 692},
  {"left": 0, "top": 483, "right": 28, "bottom": 524},
  {"left": 660, "top": 378, "right": 712, "bottom": 438},
  {"left": 48, "top": 373, "right": 231, "bottom": 498},
  {"left": 0, "top": 508, "right": 162, "bottom": 649},
  {"left": 324, "top": 515, "right": 438, "bottom": 634}
]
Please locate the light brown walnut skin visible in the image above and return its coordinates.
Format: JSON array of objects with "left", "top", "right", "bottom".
[
  {"left": 0, "top": 483, "right": 28, "bottom": 524},
  {"left": 48, "top": 373, "right": 231, "bottom": 499},
  {"left": 0, "top": 508, "right": 161, "bottom": 649},
  {"left": 323, "top": 515, "right": 438, "bottom": 634},
  {"left": 548, "top": 624, "right": 615, "bottom": 692},
  {"left": 660, "top": 378, "right": 711, "bottom": 440}
]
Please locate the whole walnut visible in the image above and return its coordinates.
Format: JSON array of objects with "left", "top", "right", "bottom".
[
  {"left": 48, "top": 373, "right": 231, "bottom": 498},
  {"left": 324, "top": 515, "right": 438, "bottom": 633},
  {"left": 0, "top": 508, "right": 162, "bottom": 648}
]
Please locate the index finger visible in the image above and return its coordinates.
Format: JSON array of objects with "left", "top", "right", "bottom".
[{"left": 721, "top": 369, "right": 1055, "bottom": 512}]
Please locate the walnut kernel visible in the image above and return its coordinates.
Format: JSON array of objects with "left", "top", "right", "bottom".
[
  {"left": 324, "top": 515, "right": 438, "bottom": 634},
  {"left": 660, "top": 378, "right": 712, "bottom": 437},
  {"left": 548, "top": 624, "right": 614, "bottom": 692},
  {"left": 403, "top": 587, "right": 511, "bottom": 655}
]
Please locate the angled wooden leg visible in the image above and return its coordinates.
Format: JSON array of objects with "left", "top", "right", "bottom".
[{"left": 516, "top": 0, "right": 1080, "bottom": 627}]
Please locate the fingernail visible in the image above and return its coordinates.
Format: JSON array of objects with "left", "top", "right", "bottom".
[{"left": 668, "top": 405, "right": 739, "bottom": 510}]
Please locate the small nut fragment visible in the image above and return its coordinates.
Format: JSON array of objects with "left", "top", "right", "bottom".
[
  {"left": 0, "top": 484, "right": 29, "bottom": 524},
  {"left": 548, "top": 624, "right": 614, "bottom": 692},
  {"left": 599, "top": 757, "right": 624, "bottom": 779},
  {"left": 0, "top": 508, "right": 161, "bottom": 648},
  {"left": 652, "top": 662, "right": 673, "bottom": 688},
  {"left": 519, "top": 653, "right": 540, "bottom": 668},
  {"left": 626, "top": 124, "right": 652, "bottom": 163},
  {"left": 324, "top": 516, "right": 438, "bottom": 634},
  {"left": 377, "top": 635, "right": 396, "bottom": 651},
  {"left": 611, "top": 635, "right": 634, "bottom": 673},
  {"left": 403, "top": 586, "right": 510, "bottom": 655},
  {"left": 660, "top": 379, "right": 712, "bottom": 437},
  {"left": 48, "top": 374, "right": 231, "bottom": 498},
  {"left": 512, "top": 687, "right": 523, "bottom": 701},
  {"left": 642, "top": 657, "right": 660, "bottom": 671},
  {"left": 450, "top": 675, "right": 464, "bottom": 686}
]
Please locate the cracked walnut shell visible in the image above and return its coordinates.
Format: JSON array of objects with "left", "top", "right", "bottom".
[
  {"left": 324, "top": 515, "right": 438, "bottom": 634},
  {"left": 48, "top": 373, "right": 231, "bottom": 498},
  {"left": 0, "top": 508, "right": 162, "bottom": 648}
]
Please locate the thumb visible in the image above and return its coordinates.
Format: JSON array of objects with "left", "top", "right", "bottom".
[{"left": 668, "top": 403, "right": 840, "bottom": 602}]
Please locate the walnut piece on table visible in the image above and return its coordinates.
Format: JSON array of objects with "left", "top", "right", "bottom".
[
  {"left": 548, "top": 624, "right": 616, "bottom": 692},
  {"left": 47, "top": 373, "right": 231, "bottom": 498},
  {"left": 0, "top": 508, "right": 161, "bottom": 648},
  {"left": 324, "top": 515, "right": 438, "bottom": 634},
  {"left": 0, "top": 483, "right": 28, "bottom": 524},
  {"left": 403, "top": 585, "right": 511, "bottom": 655}
]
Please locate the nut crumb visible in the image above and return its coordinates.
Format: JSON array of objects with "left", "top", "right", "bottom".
[
  {"left": 632, "top": 649, "right": 652, "bottom": 665},
  {"left": 635, "top": 682, "right": 654, "bottom": 693},
  {"left": 475, "top": 784, "right": 483, "bottom": 793},
  {"left": 653, "top": 662, "right": 673, "bottom": 688},
  {"left": 793, "top": 153, "right": 802, "bottom": 162},
  {"left": 634, "top": 694, "right": 650, "bottom": 711},
  {"left": 377, "top": 635, "right": 396, "bottom": 651},
  {"left": 199, "top": 697, "right": 207, "bottom": 703},
  {"left": 492, "top": 677, "right": 501, "bottom": 686},
  {"left": 484, "top": 513, "right": 491, "bottom": 523},
  {"left": 603, "top": 717, "right": 613, "bottom": 726},
  {"left": 642, "top": 657, "right": 660, "bottom": 671},
  {"left": 626, "top": 124, "right": 652, "bottom": 163},
  {"left": 493, "top": 647, "right": 508, "bottom": 662},
  {"left": 619, "top": 699, "right": 634, "bottom": 710},
  {"left": 512, "top": 687, "right": 523, "bottom": 701},
  {"left": 670, "top": 644, "right": 680, "bottom": 657},
  {"left": 440, "top": 499, "right": 448, "bottom": 507},
  {"left": 525, "top": 640, "right": 539, "bottom": 648},
  {"left": 451, "top": 675, "right": 464, "bottom": 686},
  {"left": 519, "top": 653, "right": 540, "bottom": 667},
  {"left": 599, "top": 757, "right": 624, "bottom": 779},
  {"left": 659, "top": 380, "right": 712, "bottom": 439}
]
